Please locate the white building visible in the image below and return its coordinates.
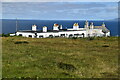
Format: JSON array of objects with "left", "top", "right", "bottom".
[{"left": 14, "top": 21, "right": 110, "bottom": 38}]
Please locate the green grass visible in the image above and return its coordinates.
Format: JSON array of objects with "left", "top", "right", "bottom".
[{"left": 2, "top": 37, "right": 119, "bottom": 78}]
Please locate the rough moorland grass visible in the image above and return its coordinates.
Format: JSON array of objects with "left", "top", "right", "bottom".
[{"left": 2, "top": 37, "right": 119, "bottom": 78}]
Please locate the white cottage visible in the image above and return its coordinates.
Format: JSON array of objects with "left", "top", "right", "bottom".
[{"left": 14, "top": 21, "right": 110, "bottom": 38}]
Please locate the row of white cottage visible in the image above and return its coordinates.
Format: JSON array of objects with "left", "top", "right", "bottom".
[{"left": 12, "top": 21, "right": 110, "bottom": 38}]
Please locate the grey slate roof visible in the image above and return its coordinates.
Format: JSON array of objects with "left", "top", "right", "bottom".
[
  {"left": 94, "top": 26, "right": 110, "bottom": 33},
  {"left": 17, "top": 29, "right": 86, "bottom": 33}
]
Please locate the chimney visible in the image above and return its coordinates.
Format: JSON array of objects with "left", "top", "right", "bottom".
[
  {"left": 60, "top": 25, "right": 62, "bottom": 29},
  {"left": 53, "top": 23, "right": 59, "bottom": 30},
  {"left": 85, "top": 20, "right": 89, "bottom": 29},
  {"left": 102, "top": 22, "right": 105, "bottom": 27},
  {"left": 90, "top": 22, "right": 94, "bottom": 29},
  {"left": 32, "top": 24, "right": 37, "bottom": 31},
  {"left": 73, "top": 23, "right": 79, "bottom": 30},
  {"left": 43, "top": 26, "right": 47, "bottom": 32}
]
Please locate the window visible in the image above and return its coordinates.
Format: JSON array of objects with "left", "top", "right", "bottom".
[
  {"left": 35, "top": 32, "right": 37, "bottom": 36},
  {"left": 69, "top": 34, "right": 73, "bottom": 37},
  {"left": 82, "top": 33, "right": 84, "bottom": 35},
  {"left": 60, "top": 34, "right": 65, "bottom": 37},
  {"left": 82, "top": 33, "right": 85, "bottom": 38},
  {"left": 29, "top": 35, "right": 32, "bottom": 37},
  {"left": 19, "top": 34, "right": 22, "bottom": 36},
  {"left": 39, "top": 35, "right": 43, "bottom": 38},
  {"left": 74, "top": 34, "right": 79, "bottom": 36},
  {"left": 49, "top": 35, "right": 53, "bottom": 38},
  {"left": 55, "top": 36, "right": 59, "bottom": 37}
]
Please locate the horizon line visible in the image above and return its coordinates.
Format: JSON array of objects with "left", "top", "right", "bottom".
[{"left": 1, "top": 18, "right": 116, "bottom": 21}]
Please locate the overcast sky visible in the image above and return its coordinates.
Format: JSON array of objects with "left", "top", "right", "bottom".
[{"left": 1, "top": 2, "right": 118, "bottom": 20}]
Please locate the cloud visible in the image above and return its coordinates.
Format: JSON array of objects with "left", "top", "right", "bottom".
[
  {"left": 2, "top": 2, "right": 118, "bottom": 20},
  {"left": 2, "top": 2, "right": 108, "bottom": 14}
]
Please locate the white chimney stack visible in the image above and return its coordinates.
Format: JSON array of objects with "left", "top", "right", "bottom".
[
  {"left": 85, "top": 20, "right": 89, "bottom": 29},
  {"left": 43, "top": 26, "right": 47, "bottom": 32},
  {"left": 60, "top": 25, "right": 62, "bottom": 29},
  {"left": 90, "top": 22, "right": 94, "bottom": 29},
  {"left": 53, "top": 23, "right": 59, "bottom": 30},
  {"left": 73, "top": 23, "right": 79, "bottom": 30},
  {"left": 32, "top": 24, "right": 37, "bottom": 31},
  {"left": 102, "top": 22, "right": 105, "bottom": 27}
]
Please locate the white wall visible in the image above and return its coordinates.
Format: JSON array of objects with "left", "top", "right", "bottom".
[
  {"left": 16, "top": 32, "right": 35, "bottom": 38},
  {"left": 87, "top": 29, "right": 104, "bottom": 37},
  {"left": 106, "top": 32, "right": 110, "bottom": 37},
  {"left": 37, "top": 32, "right": 53, "bottom": 38},
  {"left": 37, "top": 31, "right": 87, "bottom": 38},
  {"left": 53, "top": 26, "right": 59, "bottom": 30},
  {"left": 59, "top": 30, "right": 87, "bottom": 37},
  {"left": 10, "top": 34, "right": 15, "bottom": 36},
  {"left": 16, "top": 29, "right": 110, "bottom": 38}
]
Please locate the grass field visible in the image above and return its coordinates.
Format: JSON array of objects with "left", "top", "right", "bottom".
[{"left": 2, "top": 37, "right": 119, "bottom": 78}]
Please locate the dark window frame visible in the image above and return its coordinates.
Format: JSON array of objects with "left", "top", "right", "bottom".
[
  {"left": 39, "top": 35, "right": 43, "bottom": 38},
  {"left": 60, "top": 34, "right": 65, "bottom": 36},
  {"left": 19, "top": 34, "right": 22, "bottom": 36},
  {"left": 49, "top": 35, "right": 53, "bottom": 38},
  {"left": 29, "top": 35, "right": 32, "bottom": 37}
]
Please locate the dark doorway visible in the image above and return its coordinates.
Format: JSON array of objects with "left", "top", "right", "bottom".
[{"left": 82, "top": 33, "right": 85, "bottom": 38}]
